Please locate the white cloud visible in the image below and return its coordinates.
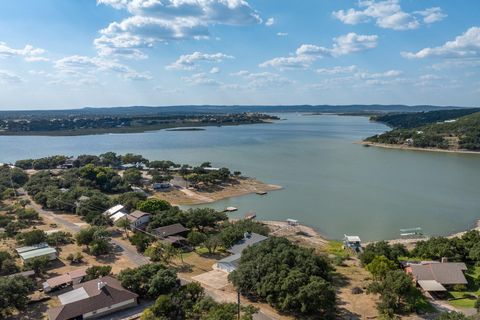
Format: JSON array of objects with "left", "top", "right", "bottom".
[
  {"left": 265, "top": 17, "right": 275, "bottom": 26},
  {"left": 0, "top": 70, "right": 24, "bottom": 84},
  {"left": 0, "top": 42, "right": 47, "bottom": 62},
  {"left": 210, "top": 67, "right": 220, "bottom": 74},
  {"left": 55, "top": 55, "right": 151, "bottom": 80},
  {"left": 316, "top": 65, "right": 357, "bottom": 75},
  {"left": 230, "top": 70, "right": 293, "bottom": 88},
  {"left": 96, "top": 0, "right": 262, "bottom": 58},
  {"left": 415, "top": 7, "right": 447, "bottom": 24},
  {"left": 260, "top": 33, "right": 377, "bottom": 70},
  {"left": 277, "top": 32, "right": 288, "bottom": 37},
  {"left": 182, "top": 72, "right": 221, "bottom": 86},
  {"left": 166, "top": 51, "right": 234, "bottom": 70},
  {"left": 356, "top": 70, "right": 402, "bottom": 79},
  {"left": 402, "top": 27, "right": 480, "bottom": 59},
  {"left": 332, "top": 0, "right": 445, "bottom": 30}
]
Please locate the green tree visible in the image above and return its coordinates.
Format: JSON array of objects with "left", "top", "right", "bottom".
[
  {"left": 186, "top": 208, "right": 227, "bottom": 232},
  {"left": 230, "top": 237, "right": 334, "bottom": 317},
  {"left": 24, "top": 256, "right": 51, "bottom": 276},
  {"left": 85, "top": 265, "right": 112, "bottom": 281},
  {"left": 123, "top": 168, "right": 143, "bottom": 186},
  {"left": 46, "top": 231, "right": 73, "bottom": 246},
  {"left": 367, "top": 270, "right": 421, "bottom": 317},
  {"left": 16, "top": 229, "right": 46, "bottom": 246},
  {"left": 137, "top": 199, "right": 171, "bottom": 214},
  {"left": 0, "top": 276, "right": 35, "bottom": 317},
  {"left": 0, "top": 251, "right": 19, "bottom": 276},
  {"left": 187, "top": 231, "right": 207, "bottom": 247},
  {"left": 118, "top": 264, "right": 177, "bottom": 298},
  {"left": 366, "top": 255, "right": 397, "bottom": 280},
  {"left": 204, "top": 235, "right": 222, "bottom": 254}
]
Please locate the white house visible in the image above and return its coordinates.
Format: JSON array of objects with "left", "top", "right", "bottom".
[{"left": 126, "top": 210, "right": 150, "bottom": 229}]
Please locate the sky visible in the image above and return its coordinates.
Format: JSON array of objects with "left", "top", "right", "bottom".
[{"left": 0, "top": 0, "right": 479, "bottom": 109}]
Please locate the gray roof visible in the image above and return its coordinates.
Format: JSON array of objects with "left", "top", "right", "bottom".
[
  {"left": 228, "top": 233, "right": 268, "bottom": 255},
  {"left": 153, "top": 223, "right": 189, "bottom": 238},
  {"left": 218, "top": 253, "right": 242, "bottom": 264},
  {"left": 19, "top": 247, "right": 57, "bottom": 261},
  {"left": 417, "top": 280, "right": 447, "bottom": 292},
  {"left": 16, "top": 242, "right": 49, "bottom": 254},
  {"left": 410, "top": 262, "right": 468, "bottom": 285}
]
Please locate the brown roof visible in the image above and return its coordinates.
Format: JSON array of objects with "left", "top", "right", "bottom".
[
  {"left": 47, "top": 276, "right": 138, "bottom": 320},
  {"left": 129, "top": 210, "right": 150, "bottom": 219},
  {"left": 410, "top": 263, "right": 468, "bottom": 285},
  {"left": 153, "top": 223, "right": 189, "bottom": 238},
  {"left": 46, "top": 268, "right": 88, "bottom": 288}
]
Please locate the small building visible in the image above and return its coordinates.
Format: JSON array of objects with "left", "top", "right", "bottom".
[
  {"left": 406, "top": 262, "right": 468, "bottom": 292},
  {"left": 126, "top": 210, "right": 150, "bottom": 229},
  {"left": 343, "top": 235, "right": 362, "bottom": 252},
  {"left": 110, "top": 211, "right": 128, "bottom": 223},
  {"left": 16, "top": 243, "right": 58, "bottom": 263},
  {"left": 43, "top": 268, "right": 88, "bottom": 292},
  {"left": 47, "top": 276, "right": 138, "bottom": 320},
  {"left": 286, "top": 218, "right": 298, "bottom": 226},
  {"left": 405, "top": 138, "right": 414, "bottom": 146},
  {"left": 152, "top": 223, "right": 189, "bottom": 239},
  {"left": 215, "top": 232, "right": 268, "bottom": 273},
  {"left": 103, "top": 204, "right": 127, "bottom": 217}
]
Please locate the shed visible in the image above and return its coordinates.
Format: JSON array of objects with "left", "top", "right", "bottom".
[
  {"left": 103, "top": 204, "right": 126, "bottom": 217},
  {"left": 18, "top": 246, "right": 57, "bottom": 263}
]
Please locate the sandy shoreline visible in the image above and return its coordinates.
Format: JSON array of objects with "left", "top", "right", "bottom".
[
  {"left": 357, "top": 141, "right": 480, "bottom": 155},
  {"left": 153, "top": 178, "right": 282, "bottom": 206}
]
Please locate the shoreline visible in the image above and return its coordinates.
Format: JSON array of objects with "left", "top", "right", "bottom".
[
  {"left": 153, "top": 178, "right": 282, "bottom": 206},
  {"left": 357, "top": 141, "right": 480, "bottom": 155}
]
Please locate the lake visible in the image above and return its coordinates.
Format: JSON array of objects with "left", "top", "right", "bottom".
[{"left": 1, "top": 113, "right": 479, "bottom": 241}]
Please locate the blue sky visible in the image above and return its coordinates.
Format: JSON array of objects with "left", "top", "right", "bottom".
[{"left": 0, "top": 0, "right": 479, "bottom": 109}]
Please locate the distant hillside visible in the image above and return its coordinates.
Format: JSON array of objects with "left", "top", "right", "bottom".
[
  {"left": 370, "top": 108, "right": 480, "bottom": 129},
  {"left": 0, "top": 104, "right": 463, "bottom": 120},
  {"left": 366, "top": 109, "right": 480, "bottom": 151}
]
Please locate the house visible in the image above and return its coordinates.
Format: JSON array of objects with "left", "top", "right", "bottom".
[
  {"left": 216, "top": 232, "right": 268, "bottom": 273},
  {"left": 405, "top": 138, "right": 414, "bottom": 146},
  {"left": 406, "top": 262, "right": 468, "bottom": 292},
  {"left": 16, "top": 243, "right": 58, "bottom": 264},
  {"left": 47, "top": 276, "right": 138, "bottom": 320},
  {"left": 103, "top": 204, "right": 127, "bottom": 217},
  {"left": 152, "top": 223, "right": 189, "bottom": 239},
  {"left": 343, "top": 235, "right": 362, "bottom": 252},
  {"left": 43, "top": 268, "right": 88, "bottom": 292},
  {"left": 126, "top": 210, "right": 150, "bottom": 229}
]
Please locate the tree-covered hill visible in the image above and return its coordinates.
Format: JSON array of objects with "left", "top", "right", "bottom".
[{"left": 366, "top": 110, "right": 480, "bottom": 151}]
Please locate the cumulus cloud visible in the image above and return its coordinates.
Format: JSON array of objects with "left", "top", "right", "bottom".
[
  {"left": 230, "top": 70, "right": 293, "bottom": 88},
  {"left": 260, "top": 33, "right": 378, "bottom": 70},
  {"left": 316, "top": 65, "right": 357, "bottom": 75},
  {"left": 0, "top": 42, "right": 48, "bottom": 62},
  {"left": 402, "top": 27, "right": 480, "bottom": 59},
  {"left": 356, "top": 70, "right": 402, "bottom": 79},
  {"left": 182, "top": 72, "right": 221, "bottom": 86},
  {"left": 166, "top": 51, "right": 234, "bottom": 70},
  {"left": 332, "top": 0, "right": 446, "bottom": 30},
  {"left": 210, "top": 67, "right": 220, "bottom": 74},
  {"left": 277, "top": 32, "right": 288, "bottom": 37},
  {"left": 0, "top": 69, "right": 24, "bottom": 84},
  {"left": 55, "top": 55, "right": 151, "bottom": 80},
  {"left": 265, "top": 17, "right": 275, "bottom": 26},
  {"left": 96, "top": 0, "right": 262, "bottom": 58}
]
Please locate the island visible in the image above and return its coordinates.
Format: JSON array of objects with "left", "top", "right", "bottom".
[{"left": 363, "top": 108, "right": 480, "bottom": 153}]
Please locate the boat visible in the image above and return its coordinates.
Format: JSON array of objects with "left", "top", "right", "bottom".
[
  {"left": 224, "top": 206, "right": 238, "bottom": 212},
  {"left": 256, "top": 191, "right": 268, "bottom": 195}
]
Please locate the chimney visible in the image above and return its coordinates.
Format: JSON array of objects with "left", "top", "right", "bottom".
[{"left": 98, "top": 281, "right": 106, "bottom": 291}]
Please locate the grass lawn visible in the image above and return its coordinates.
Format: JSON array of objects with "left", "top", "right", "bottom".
[{"left": 448, "top": 266, "right": 480, "bottom": 309}]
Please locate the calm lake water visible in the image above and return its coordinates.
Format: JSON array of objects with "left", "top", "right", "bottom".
[{"left": 1, "top": 114, "right": 479, "bottom": 241}]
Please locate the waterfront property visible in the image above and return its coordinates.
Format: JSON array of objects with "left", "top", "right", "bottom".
[
  {"left": 127, "top": 210, "right": 150, "bottom": 229},
  {"left": 343, "top": 235, "right": 362, "bottom": 252},
  {"left": 47, "top": 276, "right": 138, "bottom": 320},
  {"left": 152, "top": 223, "right": 189, "bottom": 239},
  {"left": 216, "top": 232, "right": 268, "bottom": 273},
  {"left": 406, "top": 262, "right": 468, "bottom": 293},
  {"left": 16, "top": 243, "right": 58, "bottom": 263}
]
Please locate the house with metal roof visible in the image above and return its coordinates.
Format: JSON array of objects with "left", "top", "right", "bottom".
[
  {"left": 152, "top": 223, "right": 189, "bottom": 239},
  {"left": 16, "top": 243, "right": 57, "bottom": 264},
  {"left": 406, "top": 262, "right": 468, "bottom": 292},
  {"left": 42, "top": 267, "right": 87, "bottom": 292},
  {"left": 215, "top": 232, "right": 268, "bottom": 273},
  {"left": 47, "top": 276, "right": 138, "bottom": 320},
  {"left": 103, "top": 204, "right": 126, "bottom": 217},
  {"left": 126, "top": 210, "right": 150, "bottom": 229}
]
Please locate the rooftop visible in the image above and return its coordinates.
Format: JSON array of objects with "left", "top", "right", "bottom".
[
  {"left": 228, "top": 233, "right": 268, "bottom": 255},
  {"left": 128, "top": 210, "right": 150, "bottom": 219},
  {"left": 18, "top": 246, "right": 57, "bottom": 261},
  {"left": 153, "top": 223, "right": 189, "bottom": 238},
  {"left": 409, "top": 262, "right": 468, "bottom": 285}
]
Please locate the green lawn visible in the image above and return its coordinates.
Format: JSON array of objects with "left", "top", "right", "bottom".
[{"left": 448, "top": 266, "right": 480, "bottom": 308}]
